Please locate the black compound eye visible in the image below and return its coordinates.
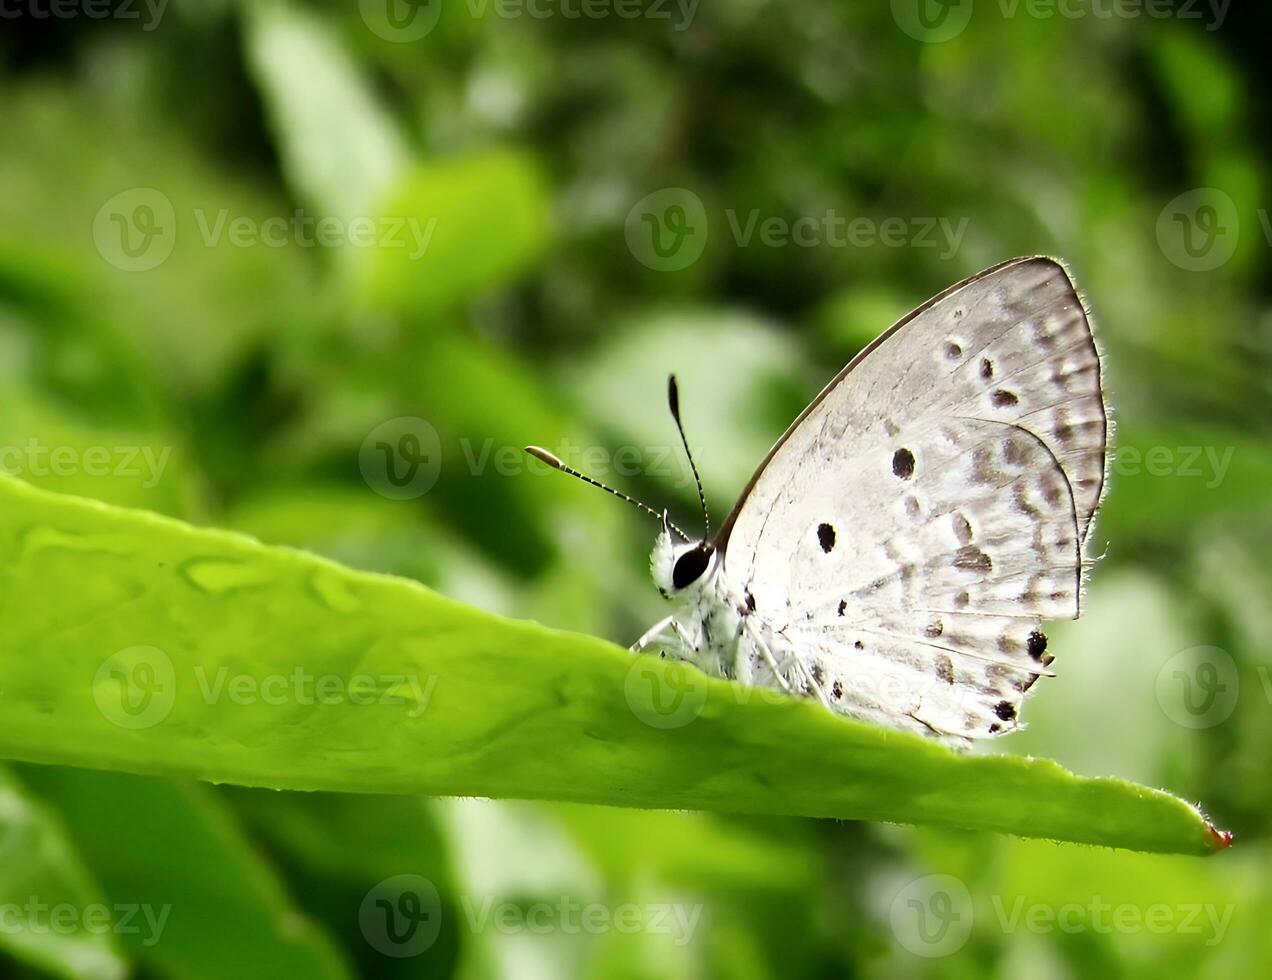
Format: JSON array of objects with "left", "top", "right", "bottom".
[{"left": 672, "top": 545, "right": 713, "bottom": 589}]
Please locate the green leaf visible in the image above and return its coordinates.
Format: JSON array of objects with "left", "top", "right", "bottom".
[
  {"left": 243, "top": 1, "right": 408, "bottom": 224},
  {"left": 17, "top": 768, "right": 351, "bottom": 980},
  {"left": 0, "top": 765, "right": 125, "bottom": 980},
  {"left": 0, "top": 476, "right": 1228, "bottom": 856},
  {"left": 354, "top": 151, "right": 551, "bottom": 316}
]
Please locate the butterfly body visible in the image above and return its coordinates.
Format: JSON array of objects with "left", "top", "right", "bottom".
[
  {"left": 633, "top": 257, "right": 1106, "bottom": 747},
  {"left": 643, "top": 527, "right": 793, "bottom": 690}
]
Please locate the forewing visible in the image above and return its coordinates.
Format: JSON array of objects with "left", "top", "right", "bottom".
[{"left": 719, "top": 257, "right": 1106, "bottom": 739}]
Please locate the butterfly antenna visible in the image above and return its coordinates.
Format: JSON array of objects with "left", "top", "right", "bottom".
[
  {"left": 524, "top": 446, "right": 691, "bottom": 541},
  {"left": 667, "top": 374, "right": 710, "bottom": 537}
]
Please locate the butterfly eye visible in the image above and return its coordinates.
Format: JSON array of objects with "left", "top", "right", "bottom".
[{"left": 672, "top": 546, "right": 713, "bottom": 589}]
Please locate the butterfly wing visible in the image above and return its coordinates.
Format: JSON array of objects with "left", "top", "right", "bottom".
[{"left": 717, "top": 257, "right": 1106, "bottom": 741}]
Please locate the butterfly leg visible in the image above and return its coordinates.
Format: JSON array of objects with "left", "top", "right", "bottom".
[
  {"left": 632, "top": 616, "right": 700, "bottom": 662},
  {"left": 793, "top": 654, "right": 831, "bottom": 708},
  {"left": 741, "top": 619, "right": 794, "bottom": 695},
  {"left": 631, "top": 616, "right": 677, "bottom": 653},
  {"left": 745, "top": 621, "right": 830, "bottom": 708}
]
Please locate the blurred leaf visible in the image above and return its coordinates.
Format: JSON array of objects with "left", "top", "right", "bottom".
[
  {"left": 0, "top": 477, "right": 1229, "bottom": 855},
  {"left": 225, "top": 789, "right": 465, "bottom": 977},
  {"left": 1003, "top": 572, "right": 1198, "bottom": 786},
  {"left": 441, "top": 799, "right": 606, "bottom": 980},
  {"left": 17, "top": 768, "right": 351, "bottom": 980},
  {"left": 569, "top": 310, "right": 809, "bottom": 509},
  {"left": 0, "top": 766, "right": 124, "bottom": 980},
  {"left": 0, "top": 248, "right": 166, "bottom": 428},
  {"left": 356, "top": 151, "right": 552, "bottom": 316},
  {"left": 228, "top": 790, "right": 453, "bottom": 891},
  {"left": 243, "top": 1, "right": 408, "bottom": 224},
  {"left": 0, "top": 384, "right": 195, "bottom": 518},
  {"left": 0, "top": 84, "right": 318, "bottom": 392},
  {"left": 1097, "top": 426, "right": 1272, "bottom": 540}
]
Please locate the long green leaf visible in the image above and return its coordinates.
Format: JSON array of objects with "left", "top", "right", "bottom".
[
  {"left": 16, "top": 768, "right": 351, "bottom": 980},
  {"left": 0, "top": 765, "right": 125, "bottom": 980},
  {"left": 0, "top": 476, "right": 1229, "bottom": 856}
]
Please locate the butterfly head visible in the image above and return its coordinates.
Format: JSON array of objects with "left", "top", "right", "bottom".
[
  {"left": 651, "top": 518, "right": 719, "bottom": 600},
  {"left": 525, "top": 373, "right": 718, "bottom": 601}
]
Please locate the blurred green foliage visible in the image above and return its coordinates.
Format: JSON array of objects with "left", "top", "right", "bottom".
[{"left": 0, "top": 2, "right": 1270, "bottom": 978}]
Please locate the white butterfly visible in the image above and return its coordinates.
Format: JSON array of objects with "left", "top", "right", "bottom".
[{"left": 529, "top": 257, "right": 1107, "bottom": 746}]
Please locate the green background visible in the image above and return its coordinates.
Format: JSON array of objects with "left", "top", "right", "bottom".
[{"left": 1, "top": 1, "right": 1269, "bottom": 977}]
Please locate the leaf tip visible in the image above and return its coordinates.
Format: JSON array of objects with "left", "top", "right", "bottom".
[{"left": 1207, "top": 822, "right": 1234, "bottom": 852}]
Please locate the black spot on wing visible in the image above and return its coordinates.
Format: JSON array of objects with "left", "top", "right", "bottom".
[
  {"left": 953, "top": 546, "right": 993, "bottom": 572},
  {"left": 892, "top": 448, "right": 915, "bottom": 479},
  {"left": 817, "top": 523, "right": 836, "bottom": 553}
]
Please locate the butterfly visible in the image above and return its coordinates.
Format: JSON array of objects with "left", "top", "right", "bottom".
[{"left": 528, "top": 257, "right": 1107, "bottom": 746}]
